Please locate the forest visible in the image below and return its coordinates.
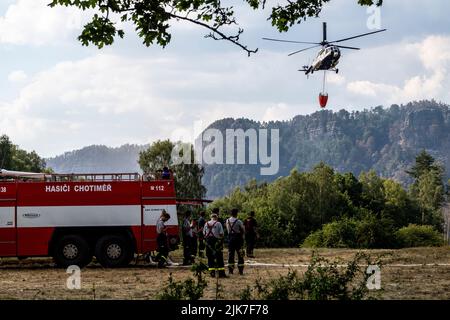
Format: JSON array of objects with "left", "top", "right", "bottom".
[
  {"left": 210, "top": 151, "right": 447, "bottom": 248},
  {"left": 203, "top": 101, "right": 450, "bottom": 197}
]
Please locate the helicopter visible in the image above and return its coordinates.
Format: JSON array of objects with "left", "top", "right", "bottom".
[
  {"left": 263, "top": 22, "right": 386, "bottom": 107},
  {"left": 263, "top": 22, "right": 386, "bottom": 75}
]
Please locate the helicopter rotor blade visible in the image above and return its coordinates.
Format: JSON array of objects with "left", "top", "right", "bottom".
[
  {"left": 262, "top": 37, "right": 320, "bottom": 45},
  {"left": 330, "top": 29, "right": 387, "bottom": 44},
  {"left": 335, "top": 45, "right": 360, "bottom": 50},
  {"left": 288, "top": 44, "right": 322, "bottom": 56}
]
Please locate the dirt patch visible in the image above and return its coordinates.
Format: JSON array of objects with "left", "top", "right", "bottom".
[{"left": 0, "top": 247, "right": 449, "bottom": 300}]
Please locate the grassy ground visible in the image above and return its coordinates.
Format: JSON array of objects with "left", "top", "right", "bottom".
[{"left": 0, "top": 247, "right": 449, "bottom": 300}]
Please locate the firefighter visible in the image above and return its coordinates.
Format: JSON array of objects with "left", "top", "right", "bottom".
[
  {"left": 190, "top": 218, "right": 199, "bottom": 258},
  {"left": 156, "top": 210, "right": 171, "bottom": 268},
  {"left": 203, "top": 213, "right": 227, "bottom": 278},
  {"left": 226, "top": 208, "right": 245, "bottom": 275},
  {"left": 161, "top": 166, "right": 171, "bottom": 179},
  {"left": 182, "top": 211, "right": 194, "bottom": 265},
  {"left": 244, "top": 211, "right": 258, "bottom": 258},
  {"left": 197, "top": 211, "right": 206, "bottom": 258}
]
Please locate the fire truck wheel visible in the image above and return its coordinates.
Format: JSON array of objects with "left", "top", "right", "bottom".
[
  {"left": 95, "top": 235, "right": 133, "bottom": 268},
  {"left": 53, "top": 235, "right": 92, "bottom": 268}
]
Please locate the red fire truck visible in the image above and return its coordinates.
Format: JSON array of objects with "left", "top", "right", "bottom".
[{"left": 0, "top": 169, "right": 179, "bottom": 268}]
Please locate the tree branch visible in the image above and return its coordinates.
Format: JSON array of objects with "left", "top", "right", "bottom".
[{"left": 168, "top": 12, "right": 258, "bottom": 56}]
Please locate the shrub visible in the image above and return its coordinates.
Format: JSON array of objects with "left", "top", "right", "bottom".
[
  {"left": 302, "top": 215, "right": 398, "bottom": 249},
  {"left": 240, "top": 252, "right": 383, "bottom": 300},
  {"left": 157, "top": 273, "right": 207, "bottom": 300},
  {"left": 302, "top": 218, "right": 357, "bottom": 248},
  {"left": 355, "top": 216, "right": 397, "bottom": 249},
  {"left": 322, "top": 218, "right": 358, "bottom": 248},
  {"left": 157, "top": 262, "right": 208, "bottom": 300},
  {"left": 302, "top": 229, "right": 325, "bottom": 248},
  {"left": 395, "top": 224, "right": 444, "bottom": 247}
]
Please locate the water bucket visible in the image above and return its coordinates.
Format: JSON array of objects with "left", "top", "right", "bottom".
[{"left": 319, "top": 93, "right": 328, "bottom": 108}]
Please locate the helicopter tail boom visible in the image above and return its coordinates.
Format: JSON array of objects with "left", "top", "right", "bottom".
[{"left": 298, "top": 66, "right": 313, "bottom": 75}]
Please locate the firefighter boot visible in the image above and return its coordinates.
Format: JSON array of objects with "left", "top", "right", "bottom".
[
  {"left": 238, "top": 267, "right": 244, "bottom": 275},
  {"left": 219, "top": 270, "right": 228, "bottom": 278},
  {"left": 228, "top": 266, "right": 234, "bottom": 274},
  {"left": 210, "top": 270, "right": 216, "bottom": 278}
]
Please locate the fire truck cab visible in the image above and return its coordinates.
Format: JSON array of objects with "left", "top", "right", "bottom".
[{"left": 0, "top": 169, "right": 179, "bottom": 268}]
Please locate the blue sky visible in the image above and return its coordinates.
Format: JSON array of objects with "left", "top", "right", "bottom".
[{"left": 0, "top": 0, "right": 449, "bottom": 157}]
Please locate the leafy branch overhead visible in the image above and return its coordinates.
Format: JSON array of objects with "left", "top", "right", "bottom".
[{"left": 49, "top": 0, "right": 383, "bottom": 55}]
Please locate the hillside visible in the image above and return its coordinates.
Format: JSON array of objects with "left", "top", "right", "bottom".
[
  {"left": 46, "top": 100, "right": 450, "bottom": 198},
  {"left": 46, "top": 144, "right": 148, "bottom": 174},
  {"left": 203, "top": 100, "right": 450, "bottom": 197}
]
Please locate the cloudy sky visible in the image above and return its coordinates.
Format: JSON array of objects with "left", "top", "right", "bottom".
[{"left": 0, "top": 0, "right": 449, "bottom": 157}]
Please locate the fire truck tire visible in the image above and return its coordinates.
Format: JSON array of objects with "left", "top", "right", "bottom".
[
  {"left": 95, "top": 235, "right": 134, "bottom": 268},
  {"left": 53, "top": 234, "right": 92, "bottom": 268}
]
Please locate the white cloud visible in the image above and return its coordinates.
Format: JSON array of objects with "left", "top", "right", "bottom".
[
  {"left": 327, "top": 73, "right": 346, "bottom": 85},
  {"left": 262, "top": 103, "right": 301, "bottom": 122},
  {"left": 2, "top": 32, "right": 450, "bottom": 158},
  {"left": 8, "top": 70, "right": 27, "bottom": 83},
  {"left": 346, "top": 35, "right": 450, "bottom": 104},
  {"left": 0, "top": 0, "right": 89, "bottom": 45},
  {"left": 1, "top": 51, "right": 312, "bottom": 157},
  {"left": 347, "top": 81, "right": 399, "bottom": 97}
]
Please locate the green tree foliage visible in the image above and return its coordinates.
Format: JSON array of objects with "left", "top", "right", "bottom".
[
  {"left": 395, "top": 224, "right": 444, "bottom": 247},
  {"left": 0, "top": 135, "right": 14, "bottom": 169},
  {"left": 49, "top": 0, "right": 381, "bottom": 55},
  {"left": 382, "top": 179, "right": 418, "bottom": 227},
  {"left": 302, "top": 214, "right": 397, "bottom": 249},
  {"left": 416, "top": 171, "right": 445, "bottom": 227},
  {"left": 406, "top": 150, "right": 444, "bottom": 181},
  {"left": 0, "top": 135, "right": 47, "bottom": 172},
  {"left": 212, "top": 157, "right": 444, "bottom": 248},
  {"left": 138, "top": 139, "right": 206, "bottom": 199},
  {"left": 407, "top": 150, "right": 445, "bottom": 228},
  {"left": 138, "top": 139, "right": 173, "bottom": 174}
]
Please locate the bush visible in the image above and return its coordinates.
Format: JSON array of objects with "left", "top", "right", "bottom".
[
  {"left": 157, "top": 274, "right": 207, "bottom": 300},
  {"left": 302, "top": 230, "right": 325, "bottom": 248},
  {"left": 355, "top": 216, "right": 397, "bottom": 249},
  {"left": 240, "top": 252, "right": 383, "bottom": 300},
  {"left": 321, "top": 218, "right": 358, "bottom": 248},
  {"left": 302, "top": 215, "right": 398, "bottom": 249},
  {"left": 157, "top": 262, "right": 208, "bottom": 300},
  {"left": 395, "top": 224, "right": 444, "bottom": 247},
  {"left": 303, "top": 218, "right": 357, "bottom": 248}
]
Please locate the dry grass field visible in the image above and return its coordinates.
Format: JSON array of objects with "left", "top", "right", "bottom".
[{"left": 0, "top": 247, "right": 449, "bottom": 300}]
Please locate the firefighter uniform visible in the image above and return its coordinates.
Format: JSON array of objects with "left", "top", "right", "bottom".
[
  {"left": 156, "top": 216, "right": 168, "bottom": 268},
  {"left": 244, "top": 213, "right": 258, "bottom": 258},
  {"left": 182, "top": 215, "right": 194, "bottom": 265},
  {"left": 203, "top": 215, "right": 226, "bottom": 278},
  {"left": 197, "top": 214, "right": 206, "bottom": 258},
  {"left": 225, "top": 216, "right": 245, "bottom": 275},
  {"left": 191, "top": 219, "right": 199, "bottom": 258}
]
